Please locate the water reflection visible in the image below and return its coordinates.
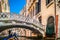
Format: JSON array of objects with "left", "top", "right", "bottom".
[
  {"left": 18, "top": 37, "right": 42, "bottom": 40},
  {"left": 0, "top": 36, "right": 42, "bottom": 40}
]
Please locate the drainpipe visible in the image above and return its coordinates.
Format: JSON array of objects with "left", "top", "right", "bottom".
[{"left": 54, "top": 0, "right": 57, "bottom": 39}]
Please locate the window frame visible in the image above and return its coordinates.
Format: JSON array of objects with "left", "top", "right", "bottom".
[
  {"left": 46, "top": 0, "right": 53, "bottom": 7},
  {"left": 35, "top": 0, "right": 41, "bottom": 15},
  {"left": 46, "top": 0, "right": 52, "bottom": 5}
]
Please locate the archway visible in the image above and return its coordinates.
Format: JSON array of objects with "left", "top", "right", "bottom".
[
  {"left": 0, "top": 25, "right": 43, "bottom": 39},
  {"left": 0, "top": 25, "right": 40, "bottom": 33},
  {"left": 46, "top": 16, "right": 55, "bottom": 37}
]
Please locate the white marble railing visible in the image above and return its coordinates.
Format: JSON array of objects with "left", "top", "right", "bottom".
[
  {"left": 9, "top": 15, "right": 43, "bottom": 30},
  {"left": 0, "top": 14, "right": 44, "bottom": 31}
]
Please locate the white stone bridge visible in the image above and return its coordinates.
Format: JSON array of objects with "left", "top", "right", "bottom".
[{"left": 0, "top": 13, "right": 45, "bottom": 37}]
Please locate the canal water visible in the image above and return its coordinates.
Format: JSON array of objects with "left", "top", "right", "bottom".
[
  {"left": 18, "top": 37, "right": 43, "bottom": 40},
  {"left": 17, "top": 37, "right": 55, "bottom": 40},
  {"left": 0, "top": 36, "right": 43, "bottom": 40},
  {"left": 0, "top": 36, "right": 56, "bottom": 40}
]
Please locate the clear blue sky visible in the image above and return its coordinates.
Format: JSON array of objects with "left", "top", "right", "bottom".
[{"left": 9, "top": 0, "right": 26, "bottom": 14}]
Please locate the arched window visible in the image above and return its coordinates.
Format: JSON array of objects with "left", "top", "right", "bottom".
[{"left": 46, "top": 16, "right": 55, "bottom": 37}]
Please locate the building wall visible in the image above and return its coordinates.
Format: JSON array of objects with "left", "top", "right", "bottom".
[
  {"left": 0, "top": 0, "right": 10, "bottom": 13},
  {"left": 25, "top": 29, "right": 31, "bottom": 37},
  {"left": 26, "top": 0, "right": 37, "bottom": 18},
  {"left": 20, "top": 0, "right": 39, "bottom": 37},
  {"left": 20, "top": 9, "right": 24, "bottom": 16},
  {"left": 56, "top": 0, "right": 60, "bottom": 38},
  {"left": 27, "top": 0, "right": 55, "bottom": 37},
  {"left": 20, "top": 6, "right": 26, "bottom": 17},
  {"left": 26, "top": 0, "right": 39, "bottom": 36},
  {"left": 41, "top": 0, "right": 55, "bottom": 37},
  {"left": 20, "top": 0, "right": 57, "bottom": 37},
  {"left": 41, "top": 0, "right": 55, "bottom": 30}
]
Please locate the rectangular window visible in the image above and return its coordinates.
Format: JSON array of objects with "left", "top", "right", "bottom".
[
  {"left": 46, "top": 0, "right": 52, "bottom": 5},
  {"left": 38, "top": 16, "right": 42, "bottom": 23},
  {"left": 36, "top": 0, "right": 41, "bottom": 15},
  {"left": 32, "top": 7, "right": 34, "bottom": 16},
  {"left": 36, "top": 3, "right": 38, "bottom": 14}
]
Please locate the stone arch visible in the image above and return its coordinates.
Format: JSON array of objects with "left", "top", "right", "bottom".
[
  {"left": 0, "top": 25, "right": 42, "bottom": 34},
  {"left": 0, "top": 25, "right": 44, "bottom": 38}
]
